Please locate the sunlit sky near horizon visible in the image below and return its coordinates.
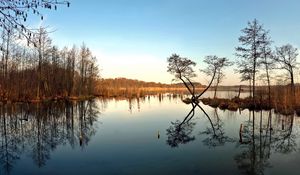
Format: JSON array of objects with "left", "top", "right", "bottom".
[{"left": 37, "top": 0, "right": 300, "bottom": 85}]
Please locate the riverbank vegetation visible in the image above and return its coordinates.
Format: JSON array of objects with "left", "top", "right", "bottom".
[
  {"left": 0, "top": 1, "right": 101, "bottom": 103},
  {"left": 95, "top": 78, "right": 205, "bottom": 98},
  {"left": 0, "top": 26, "right": 99, "bottom": 103}
]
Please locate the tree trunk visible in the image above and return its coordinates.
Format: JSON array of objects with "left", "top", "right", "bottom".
[
  {"left": 37, "top": 34, "right": 42, "bottom": 100},
  {"left": 249, "top": 79, "right": 252, "bottom": 98},
  {"left": 266, "top": 65, "right": 271, "bottom": 105},
  {"left": 237, "top": 85, "right": 242, "bottom": 98},
  {"left": 290, "top": 71, "right": 295, "bottom": 107},
  {"left": 214, "top": 82, "right": 218, "bottom": 99},
  {"left": 196, "top": 69, "right": 216, "bottom": 99},
  {"left": 213, "top": 86, "right": 217, "bottom": 99},
  {"left": 253, "top": 57, "right": 256, "bottom": 101}
]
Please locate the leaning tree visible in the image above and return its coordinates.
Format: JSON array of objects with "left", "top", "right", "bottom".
[
  {"left": 202, "top": 56, "right": 232, "bottom": 99},
  {"left": 167, "top": 54, "right": 225, "bottom": 101},
  {"left": 167, "top": 54, "right": 197, "bottom": 99}
]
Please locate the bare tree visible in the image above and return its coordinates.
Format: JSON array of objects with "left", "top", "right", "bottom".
[
  {"left": 236, "top": 19, "right": 265, "bottom": 99},
  {"left": 167, "top": 54, "right": 197, "bottom": 99},
  {"left": 235, "top": 59, "right": 253, "bottom": 97},
  {"left": 259, "top": 32, "right": 274, "bottom": 104},
  {"left": 202, "top": 56, "right": 232, "bottom": 98},
  {"left": 0, "top": 0, "right": 69, "bottom": 44},
  {"left": 200, "top": 56, "right": 218, "bottom": 97},
  {"left": 275, "top": 44, "right": 299, "bottom": 106},
  {"left": 32, "top": 27, "right": 52, "bottom": 99},
  {"left": 0, "top": 27, "right": 99, "bottom": 101},
  {"left": 167, "top": 54, "right": 224, "bottom": 101}
]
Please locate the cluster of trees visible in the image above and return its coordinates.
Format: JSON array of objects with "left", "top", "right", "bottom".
[
  {"left": 168, "top": 19, "right": 300, "bottom": 108},
  {"left": 0, "top": 1, "right": 100, "bottom": 102},
  {"left": 0, "top": 26, "right": 99, "bottom": 101},
  {"left": 235, "top": 19, "right": 299, "bottom": 106}
]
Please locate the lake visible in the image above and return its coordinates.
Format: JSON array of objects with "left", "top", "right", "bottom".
[{"left": 0, "top": 92, "right": 300, "bottom": 175}]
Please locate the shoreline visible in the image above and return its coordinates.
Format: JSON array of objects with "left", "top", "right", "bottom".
[
  {"left": 0, "top": 95, "right": 96, "bottom": 105},
  {"left": 199, "top": 97, "right": 300, "bottom": 116}
]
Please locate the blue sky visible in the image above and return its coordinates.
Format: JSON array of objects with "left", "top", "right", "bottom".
[{"left": 38, "top": 0, "right": 300, "bottom": 84}]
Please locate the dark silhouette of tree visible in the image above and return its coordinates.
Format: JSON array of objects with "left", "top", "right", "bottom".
[
  {"left": 200, "top": 108, "right": 234, "bottom": 148},
  {"left": 258, "top": 32, "right": 274, "bottom": 105},
  {"left": 235, "top": 59, "right": 253, "bottom": 97},
  {"left": 0, "top": 0, "right": 69, "bottom": 44},
  {"left": 196, "top": 55, "right": 222, "bottom": 99},
  {"left": 166, "top": 102, "right": 234, "bottom": 148},
  {"left": 236, "top": 19, "right": 265, "bottom": 100},
  {"left": 202, "top": 56, "right": 232, "bottom": 98},
  {"left": 167, "top": 54, "right": 225, "bottom": 101},
  {"left": 33, "top": 27, "right": 52, "bottom": 99},
  {"left": 166, "top": 104, "right": 197, "bottom": 147},
  {"left": 275, "top": 44, "right": 299, "bottom": 106},
  {"left": 167, "top": 54, "right": 197, "bottom": 98}
]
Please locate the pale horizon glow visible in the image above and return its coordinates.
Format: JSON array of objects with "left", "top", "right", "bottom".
[{"left": 34, "top": 0, "right": 300, "bottom": 85}]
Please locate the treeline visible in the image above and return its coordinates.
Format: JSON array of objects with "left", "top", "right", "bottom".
[
  {"left": 95, "top": 78, "right": 205, "bottom": 98},
  {"left": 0, "top": 27, "right": 98, "bottom": 102}
]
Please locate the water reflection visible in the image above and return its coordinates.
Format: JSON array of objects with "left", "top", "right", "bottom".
[
  {"left": 235, "top": 110, "right": 273, "bottom": 175},
  {"left": 166, "top": 103, "right": 234, "bottom": 148},
  {"left": 166, "top": 104, "right": 197, "bottom": 147},
  {"left": 0, "top": 100, "right": 100, "bottom": 174},
  {"left": 165, "top": 97, "right": 300, "bottom": 175},
  {"left": 200, "top": 108, "right": 234, "bottom": 148},
  {"left": 234, "top": 110, "right": 300, "bottom": 175},
  {"left": 0, "top": 94, "right": 300, "bottom": 174}
]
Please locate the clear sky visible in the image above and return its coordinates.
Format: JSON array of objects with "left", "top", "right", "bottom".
[{"left": 38, "top": 0, "right": 300, "bottom": 85}]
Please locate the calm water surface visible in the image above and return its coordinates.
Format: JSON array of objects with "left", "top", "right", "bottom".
[{"left": 0, "top": 93, "right": 300, "bottom": 175}]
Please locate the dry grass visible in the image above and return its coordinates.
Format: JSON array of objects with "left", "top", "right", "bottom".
[{"left": 95, "top": 87, "right": 205, "bottom": 98}]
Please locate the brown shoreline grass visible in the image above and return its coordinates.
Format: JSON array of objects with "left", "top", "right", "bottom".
[{"left": 200, "top": 97, "right": 298, "bottom": 116}]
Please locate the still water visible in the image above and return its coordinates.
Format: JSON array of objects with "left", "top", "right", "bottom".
[{"left": 0, "top": 93, "right": 299, "bottom": 175}]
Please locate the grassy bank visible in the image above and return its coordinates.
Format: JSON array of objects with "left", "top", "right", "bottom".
[{"left": 200, "top": 97, "right": 299, "bottom": 116}]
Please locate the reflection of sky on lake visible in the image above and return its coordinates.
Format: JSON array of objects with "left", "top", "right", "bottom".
[{"left": 1, "top": 92, "right": 300, "bottom": 175}]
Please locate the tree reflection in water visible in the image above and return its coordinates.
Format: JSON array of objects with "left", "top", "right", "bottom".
[
  {"left": 200, "top": 108, "right": 234, "bottom": 148},
  {"left": 0, "top": 100, "right": 101, "bottom": 174},
  {"left": 166, "top": 103, "right": 197, "bottom": 147},
  {"left": 234, "top": 110, "right": 299, "bottom": 175},
  {"left": 166, "top": 102, "right": 234, "bottom": 148},
  {"left": 235, "top": 110, "right": 272, "bottom": 175},
  {"left": 166, "top": 99, "right": 300, "bottom": 175}
]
